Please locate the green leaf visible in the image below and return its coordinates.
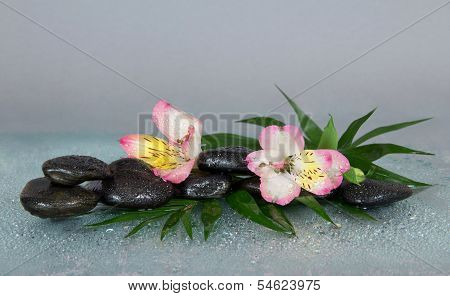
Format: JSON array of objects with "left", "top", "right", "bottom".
[
  {"left": 226, "top": 190, "right": 294, "bottom": 234},
  {"left": 338, "top": 108, "right": 376, "bottom": 148},
  {"left": 352, "top": 118, "right": 432, "bottom": 147},
  {"left": 344, "top": 154, "right": 430, "bottom": 188},
  {"left": 125, "top": 215, "right": 167, "bottom": 238},
  {"left": 275, "top": 85, "right": 323, "bottom": 147},
  {"left": 258, "top": 202, "right": 296, "bottom": 236},
  {"left": 160, "top": 211, "right": 183, "bottom": 240},
  {"left": 181, "top": 209, "right": 193, "bottom": 240},
  {"left": 326, "top": 199, "right": 377, "bottom": 221},
  {"left": 201, "top": 200, "right": 222, "bottom": 240},
  {"left": 86, "top": 212, "right": 156, "bottom": 227},
  {"left": 201, "top": 133, "right": 260, "bottom": 150},
  {"left": 343, "top": 167, "right": 366, "bottom": 185},
  {"left": 343, "top": 143, "right": 433, "bottom": 162},
  {"left": 238, "top": 116, "right": 285, "bottom": 127},
  {"left": 317, "top": 116, "right": 338, "bottom": 149},
  {"left": 296, "top": 195, "right": 339, "bottom": 227}
]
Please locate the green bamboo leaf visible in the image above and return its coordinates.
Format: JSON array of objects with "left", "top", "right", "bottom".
[
  {"left": 338, "top": 108, "right": 376, "bottom": 148},
  {"left": 344, "top": 154, "right": 430, "bottom": 188},
  {"left": 160, "top": 211, "right": 183, "bottom": 240},
  {"left": 201, "top": 200, "right": 222, "bottom": 240},
  {"left": 201, "top": 133, "right": 260, "bottom": 150},
  {"left": 258, "top": 202, "right": 296, "bottom": 235},
  {"left": 326, "top": 199, "right": 377, "bottom": 221},
  {"left": 226, "top": 190, "right": 294, "bottom": 234},
  {"left": 125, "top": 214, "right": 168, "bottom": 238},
  {"left": 317, "top": 116, "right": 338, "bottom": 149},
  {"left": 352, "top": 118, "right": 432, "bottom": 147},
  {"left": 296, "top": 195, "right": 339, "bottom": 227},
  {"left": 343, "top": 167, "right": 366, "bottom": 185},
  {"left": 181, "top": 209, "right": 194, "bottom": 240},
  {"left": 275, "top": 85, "right": 323, "bottom": 147},
  {"left": 86, "top": 212, "right": 155, "bottom": 227},
  {"left": 238, "top": 116, "right": 285, "bottom": 127},
  {"left": 343, "top": 143, "right": 433, "bottom": 162}
]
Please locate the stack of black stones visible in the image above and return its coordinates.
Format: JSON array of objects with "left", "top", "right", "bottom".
[{"left": 20, "top": 147, "right": 413, "bottom": 219}]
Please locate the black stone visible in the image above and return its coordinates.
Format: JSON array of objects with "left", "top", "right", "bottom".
[
  {"left": 101, "top": 170, "right": 174, "bottom": 209},
  {"left": 339, "top": 179, "right": 413, "bottom": 208},
  {"left": 198, "top": 146, "right": 254, "bottom": 174},
  {"left": 177, "top": 172, "right": 232, "bottom": 199},
  {"left": 42, "top": 155, "right": 109, "bottom": 186},
  {"left": 234, "top": 176, "right": 261, "bottom": 196},
  {"left": 82, "top": 180, "right": 104, "bottom": 197},
  {"left": 20, "top": 177, "right": 100, "bottom": 218},
  {"left": 108, "top": 158, "right": 152, "bottom": 175}
]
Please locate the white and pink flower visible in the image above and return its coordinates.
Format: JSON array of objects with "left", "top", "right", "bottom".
[
  {"left": 119, "top": 100, "right": 202, "bottom": 184},
  {"left": 246, "top": 125, "right": 350, "bottom": 205}
]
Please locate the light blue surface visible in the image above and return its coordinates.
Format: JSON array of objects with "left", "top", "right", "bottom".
[{"left": 0, "top": 133, "right": 448, "bottom": 275}]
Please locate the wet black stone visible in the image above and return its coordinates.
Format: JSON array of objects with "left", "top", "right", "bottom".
[
  {"left": 198, "top": 146, "right": 254, "bottom": 174},
  {"left": 108, "top": 158, "right": 152, "bottom": 175},
  {"left": 42, "top": 155, "right": 109, "bottom": 186},
  {"left": 101, "top": 170, "right": 174, "bottom": 209},
  {"left": 235, "top": 176, "right": 261, "bottom": 196},
  {"left": 20, "top": 177, "right": 100, "bottom": 218},
  {"left": 177, "top": 172, "right": 232, "bottom": 199},
  {"left": 82, "top": 180, "right": 104, "bottom": 197},
  {"left": 339, "top": 179, "right": 413, "bottom": 208}
]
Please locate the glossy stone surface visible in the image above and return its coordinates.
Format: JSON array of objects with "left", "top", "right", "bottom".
[
  {"left": 101, "top": 170, "right": 174, "bottom": 209},
  {"left": 20, "top": 177, "right": 100, "bottom": 218},
  {"left": 235, "top": 176, "right": 261, "bottom": 196},
  {"left": 108, "top": 158, "right": 152, "bottom": 175},
  {"left": 198, "top": 146, "right": 254, "bottom": 173},
  {"left": 177, "top": 172, "right": 232, "bottom": 198},
  {"left": 340, "top": 179, "right": 413, "bottom": 208},
  {"left": 42, "top": 155, "right": 109, "bottom": 185}
]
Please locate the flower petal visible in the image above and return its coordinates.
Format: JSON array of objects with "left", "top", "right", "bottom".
[
  {"left": 289, "top": 150, "right": 350, "bottom": 196},
  {"left": 119, "top": 134, "right": 185, "bottom": 170},
  {"left": 259, "top": 168, "right": 301, "bottom": 206},
  {"left": 246, "top": 150, "right": 285, "bottom": 176},
  {"left": 152, "top": 100, "right": 203, "bottom": 159},
  {"left": 259, "top": 125, "right": 304, "bottom": 159},
  {"left": 153, "top": 159, "right": 195, "bottom": 184}
]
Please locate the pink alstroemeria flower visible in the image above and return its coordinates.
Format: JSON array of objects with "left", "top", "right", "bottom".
[
  {"left": 119, "top": 100, "right": 202, "bottom": 184},
  {"left": 246, "top": 125, "right": 350, "bottom": 205}
]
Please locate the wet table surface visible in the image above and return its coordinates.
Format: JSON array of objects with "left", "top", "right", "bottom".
[{"left": 0, "top": 133, "right": 448, "bottom": 276}]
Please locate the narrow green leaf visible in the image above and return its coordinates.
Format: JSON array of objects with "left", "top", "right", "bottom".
[
  {"left": 338, "top": 108, "right": 376, "bottom": 148},
  {"left": 258, "top": 202, "right": 296, "bottom": 236},
  {"left": 226, "top": 190, "right": 294, "bottom": 234},
  {"left": 86, "top": 212, "right": 155, "bottom": 227},
  {"left": 160, "top": 211, "right": 183, "bottom": 240},
  {"left": 344, "top": 154, "right": 431, "bottom": 188},
  {"left": 352, "top": 118, "right": 432, "bottom": 147},
  {"left": 326, "top": 199, "right": 377, "bottom": 221},
  {"left": 317, "top": 116, "right": 338, "bottom": 149},
  {"left": 201, "top": 133, "right": 260, "bottom": 150},
  {"left": 343, "top": 143, "right": 433, "bottom": 162},
  {"left": 296, "top": 195, "right": 339, "bottom": 227},
  {"left": 201, "top": 200, "right": 222, "bottom": 240},
  {"left": 343, "top": 167, "right": 366, "bottom": 185},
  {"left": 238, "top": 116, "right": 285, "bottom": 127},
  {"left": 181, "top": 209, "right": 193, "bottom": 240},
  {"left": 275, "top": 85, "right": 323, "bottom": 147},
  {"left": 125, "top": 214, "right": 167, "bottom": 238}
]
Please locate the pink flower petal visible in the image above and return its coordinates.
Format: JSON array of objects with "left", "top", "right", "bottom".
[
  {"left": 259, "top": 125, "right": 304, "bottom": 158},
  {"left": 119, "top": 134, "right": 141, "bottom": 158},
  {"left": 259, "top": 169, "right": 301, "bottom": 206},
  {"left": 293, "top": 150, "right": 350, "bottom": 196},
  {"left": 246, "top": 150, "right": 285, "bottom": 176},
  {"left": 153, "top": 159, "right": 195, "bottom": 184},
  {"left": 152, "top": 99, "right": 203, "bottom": 159}
]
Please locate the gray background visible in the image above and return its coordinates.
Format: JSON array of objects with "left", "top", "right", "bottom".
[{"left": 0, "top": 0, "right": 449, "bottom": 275}]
